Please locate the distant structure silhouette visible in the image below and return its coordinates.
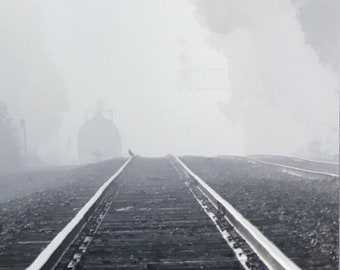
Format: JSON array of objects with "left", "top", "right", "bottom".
[{"left": 78, "top": 101, "right": 122, "bottom": 164}]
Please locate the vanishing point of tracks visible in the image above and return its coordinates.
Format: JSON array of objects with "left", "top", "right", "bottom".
[{"left": 26, "top": 156, "right": 301, "bottom": 270}]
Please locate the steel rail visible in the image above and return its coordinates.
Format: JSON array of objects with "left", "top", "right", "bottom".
[
  {"left": 172, "top": 155, "right": 301, "bottom": 270},
  {"left": 27, "top": 157, "right": 133, "bottom": 270}
]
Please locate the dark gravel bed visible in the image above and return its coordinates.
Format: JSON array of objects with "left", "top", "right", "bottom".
[
  {"left": 0, "top": 158, "right": 126, "bottom": 270},
  {"left": 181, "top": 156, "right": 339, "bottom": 270}
]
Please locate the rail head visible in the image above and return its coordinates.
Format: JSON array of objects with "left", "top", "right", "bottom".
[
  {"left": 172, "top": 155, "right": 301, "bottom": 270},
  {"left": 27, "top": 157, "right": 133, "bottom": 270}
]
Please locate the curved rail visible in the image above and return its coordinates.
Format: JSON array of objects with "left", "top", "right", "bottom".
[
  {"left": 248, "top": 154, "right": 339, "bottom": 165},
  {"left": 172, "top": 155, "right": 301, "bottom": 270},
  {"left": 218, "top": 155, "right": 338, "bottom": 179},
  {"left": 27, "top": 157, "right": 133, "bottom": 270},
  {"left": 246, "top": 157, "right": 339, "bottom": 179}
]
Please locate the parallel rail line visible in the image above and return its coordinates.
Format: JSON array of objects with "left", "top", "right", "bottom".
[
  {"left": 218, "top": 155, "right": 338, "bottom": 179},
  {"left": 246, "top": 157, "right": 339, "bottom": 179},
  {"left": 248, "top": 154, "right": 339, "bottom": 166}
]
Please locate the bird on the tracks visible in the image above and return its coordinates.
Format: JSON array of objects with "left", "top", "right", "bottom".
[{"left": 128, "top": 149, "right": 136, "bottom": 157}]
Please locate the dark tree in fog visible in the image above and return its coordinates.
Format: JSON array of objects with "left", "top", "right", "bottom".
[{"left": 0, "top": 102, "right": 21, "bottom": 170}]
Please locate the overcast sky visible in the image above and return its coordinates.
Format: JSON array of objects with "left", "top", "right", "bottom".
[{"left": 1, "top": 0, "right": 338, "bottom": 164}]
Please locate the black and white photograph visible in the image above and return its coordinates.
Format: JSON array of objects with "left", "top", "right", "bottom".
[{"left": 0, "top": 1, "right": 339, "bottom": 269}]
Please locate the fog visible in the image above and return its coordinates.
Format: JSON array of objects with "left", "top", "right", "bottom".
[
  {"left": 0, "top": 0, "right": 338, "bottom": 166},
  {"left": 194, "top": 0, "right": 339, "bottom": 158}
]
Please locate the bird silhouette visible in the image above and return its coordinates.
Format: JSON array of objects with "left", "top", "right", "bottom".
[{"left": 128, "top": 149, "right": 136, "bottom": 157}]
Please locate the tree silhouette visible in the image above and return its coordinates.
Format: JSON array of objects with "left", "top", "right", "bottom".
[{"left": 0, "top": 102, "right": 21, "bottom": 170}]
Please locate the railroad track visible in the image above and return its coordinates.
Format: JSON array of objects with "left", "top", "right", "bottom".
[{"left": 23, "top": 156, "right": 301, "bottom": 270}]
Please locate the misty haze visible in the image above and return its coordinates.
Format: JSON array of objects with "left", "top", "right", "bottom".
[{"left": 0, "top": 1, "right": 339, "bottom": 269}]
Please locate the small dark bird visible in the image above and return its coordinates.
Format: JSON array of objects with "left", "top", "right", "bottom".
[{"left": 128, "top": 149, "right": 136, "bottom": 157}]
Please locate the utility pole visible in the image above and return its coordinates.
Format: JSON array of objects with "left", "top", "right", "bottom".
[{"left": 20, "top": 119, "right": 27, "bottom": 169}]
